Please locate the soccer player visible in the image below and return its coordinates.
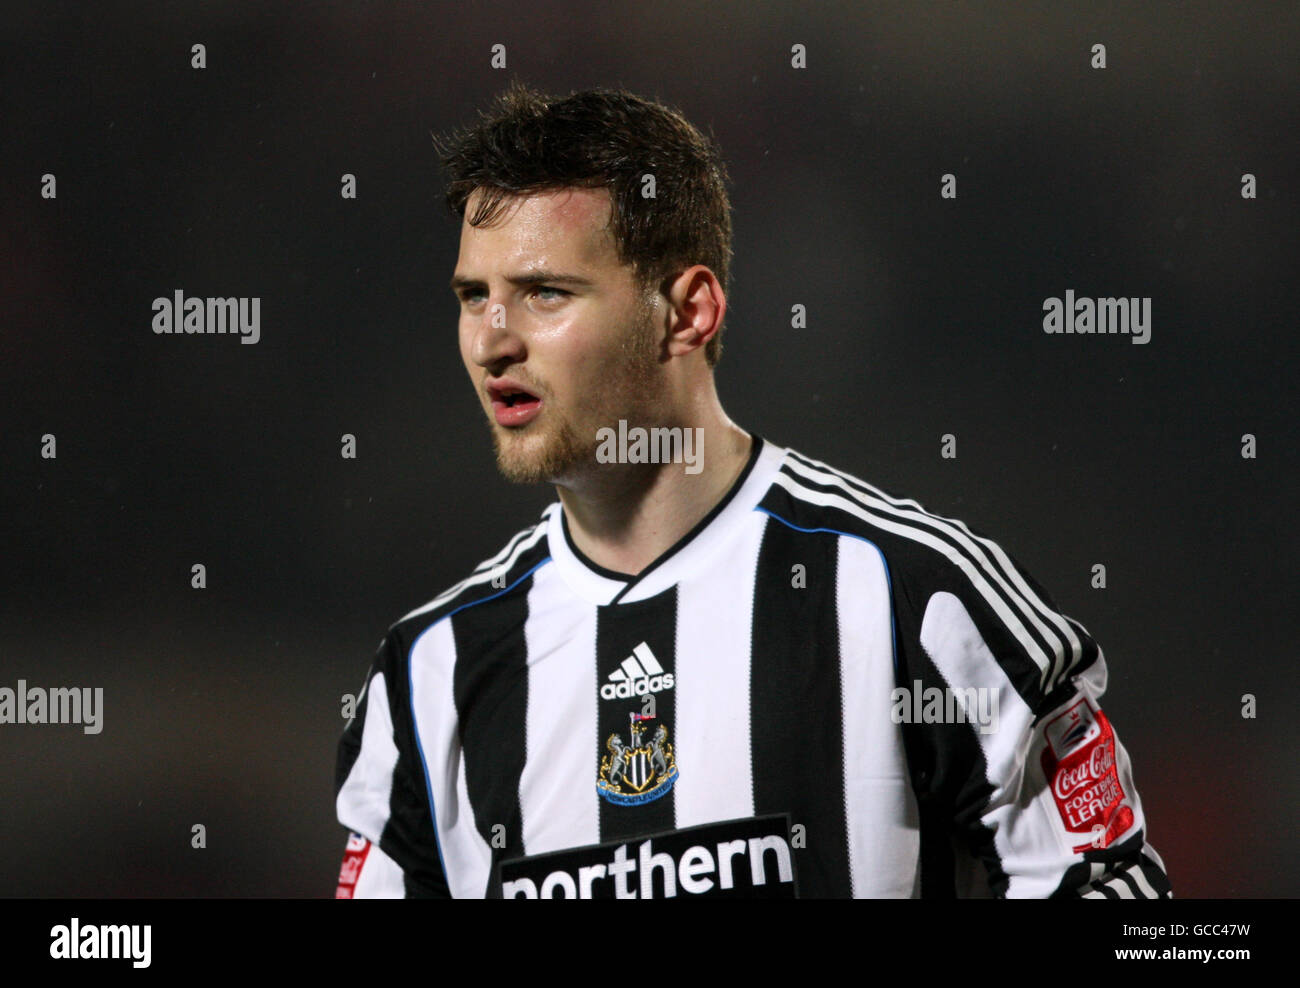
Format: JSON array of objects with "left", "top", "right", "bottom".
[{"left": 333, "top": 82, "right": 1172, "bottom": 899}]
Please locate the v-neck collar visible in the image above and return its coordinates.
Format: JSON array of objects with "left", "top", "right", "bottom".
[{"left": 545, "top": 435, "right": 785, "bottom": 606}]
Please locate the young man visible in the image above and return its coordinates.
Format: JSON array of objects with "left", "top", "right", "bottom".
[{"left": 333, "top": 82, "right": 1171, "bottom": 899}]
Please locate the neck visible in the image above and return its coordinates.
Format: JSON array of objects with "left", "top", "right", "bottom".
[{"left": 556, "top": 399, "right": 752, "bottom": 577}]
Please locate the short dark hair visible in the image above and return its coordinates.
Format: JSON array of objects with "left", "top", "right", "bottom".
[{"left": 434, "top": 80, "right": 734, "bottom": 367}]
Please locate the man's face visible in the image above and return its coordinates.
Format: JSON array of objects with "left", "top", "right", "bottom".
[{"left": 452, "top": 186, "right": 663, "bottom": 485}]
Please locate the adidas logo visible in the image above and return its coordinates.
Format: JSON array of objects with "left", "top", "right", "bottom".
[{"left": 600, "top": 642, "right": 675, "bottom": 700}]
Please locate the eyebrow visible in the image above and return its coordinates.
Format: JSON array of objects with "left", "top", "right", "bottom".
[{"left": 449, "top": 269, "right": 596, "bottom": 293}]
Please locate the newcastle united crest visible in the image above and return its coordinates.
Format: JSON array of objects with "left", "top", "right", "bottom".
[{"left": 597, "top": 712, "right": 678, "bottom": 806}]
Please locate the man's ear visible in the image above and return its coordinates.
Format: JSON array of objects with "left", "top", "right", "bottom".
[{"left": 664, "top": 265, "right": 726, "bottom": 359}]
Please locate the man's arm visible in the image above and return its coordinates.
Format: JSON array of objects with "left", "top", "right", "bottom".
[
  {"left": 334, "top": 631, "right": 450, "bottom": 898},
  {"left": 895, "top": 546, "right": 1172, "bottom": 898}
]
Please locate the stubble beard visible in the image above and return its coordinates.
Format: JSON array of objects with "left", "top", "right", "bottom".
[{"left": 489, "top": 294, "right": 663, "bottom": 485}]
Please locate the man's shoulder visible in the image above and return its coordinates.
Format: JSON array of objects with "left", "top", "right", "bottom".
[
  {"left": 763, "top": 443, "right": 986, "bottom": 587},
  {"left": 768, "top": 443, "right": 1097, "bottom": 701},
  {"left": 382, "top": 506, "right": 555, "bottom": 653}
]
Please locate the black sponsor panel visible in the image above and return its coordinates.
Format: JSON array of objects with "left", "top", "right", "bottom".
[
  {"left": 500, "top": 814, "right": 798, "bottom": 898},
  {"left": 595, "top": 590, "right": 678, "bottom": 840},
  {"left": 750, "top": 517, "right": 852, "bottom": 897}
]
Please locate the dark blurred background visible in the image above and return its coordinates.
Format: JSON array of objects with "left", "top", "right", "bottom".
[{"left": 1, "top": 1, "right": 1295, "bottom": 897}]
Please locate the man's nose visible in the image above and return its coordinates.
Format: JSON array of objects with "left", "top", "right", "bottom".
[{"left": 469, "top": 298, "right": 525, "bottom": 369}]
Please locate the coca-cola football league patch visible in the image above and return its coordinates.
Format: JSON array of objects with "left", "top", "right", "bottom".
[
  {"left": 1040, "top": 698, "right": 1137, "bottom": 854},
  {"left": 335, "top": 832, "right": 372, "bottom": 899}
]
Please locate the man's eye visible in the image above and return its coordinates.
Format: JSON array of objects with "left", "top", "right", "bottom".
[{"left": 459, "top": 287, "right": 567, "bottom": 305}]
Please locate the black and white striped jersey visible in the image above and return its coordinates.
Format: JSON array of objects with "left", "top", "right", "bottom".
[{"left": 334, "top": 436, "right": 1172, "bottom": 899}]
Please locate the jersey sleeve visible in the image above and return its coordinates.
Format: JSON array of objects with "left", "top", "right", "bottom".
[
  {"left": 892, "top": 540, "right": 1173, "bottom": 899},
  {"left": 334, "top": 631, "right": 450, "bottom": 898}
]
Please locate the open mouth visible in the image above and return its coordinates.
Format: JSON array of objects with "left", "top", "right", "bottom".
[
  {"left": 498, "top": 389, "right": 539, "bottom": 408},
  {"left": 488, "top": 381, "right": 544, "bottom": 425}
]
